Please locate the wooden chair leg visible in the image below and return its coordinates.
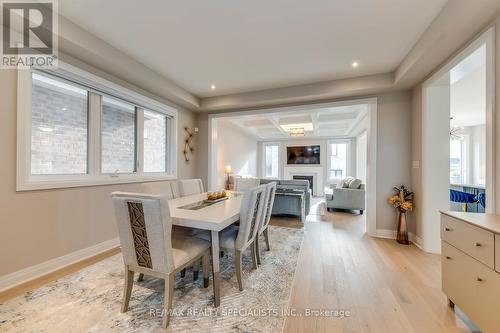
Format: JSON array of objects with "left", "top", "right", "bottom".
[
  {"left": 250, "top": 243, "right": 258, "bottom": 269},
  {"left": 255, "top": 233, "right": 262, "bottom": 265},
  {"left": 137, "top": 273, "right": 144, "bottom": 282},
  {"left": 263, "top": 227, "right": 270, "bottom": 251},
  {"left": 121, "top": 266, "right": 134, "bottom": 313},
  {"left": 193, "top": 259, "right": 201, "bottom": 281},
  {"left": 202, "top": 252, "right": 210, "bottom": 288},
  {"left": 162, "top": 273, "right": 174, "bottom": 328},
  {"left": 235, "top": 250, "right": 243, "bottom": 291}
]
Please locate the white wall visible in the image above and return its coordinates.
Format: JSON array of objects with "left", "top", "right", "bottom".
[
  {"left": 215, "top": 119, "right": 258, "bottom": 189},
  {"left": 356, "top": 131, "right": 367, "bottom": 182}
]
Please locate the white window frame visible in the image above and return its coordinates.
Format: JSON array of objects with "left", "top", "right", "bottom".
[
  {"left": 17, "top": 61, "right": 178, "bottom": 191},
  {"left": 327, "top": 139, "right": 351, "bottom": 182},
  {"left": 262, "top": 142, "right": 280, "bottom": 179}
]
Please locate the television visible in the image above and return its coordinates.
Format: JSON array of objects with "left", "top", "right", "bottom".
[{"left": 287, "top": 145, "right": 320, "bottom": 165}]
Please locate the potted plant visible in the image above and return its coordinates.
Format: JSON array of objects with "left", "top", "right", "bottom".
[{"left": 388, "top": 185, "right": 414, "bottom": 245}]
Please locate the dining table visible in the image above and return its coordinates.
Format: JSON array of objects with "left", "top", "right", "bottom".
[{"left": 168, "top": 191, "right": 244, "bottom": 307}]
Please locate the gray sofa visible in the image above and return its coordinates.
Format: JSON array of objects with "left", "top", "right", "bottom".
[
  {"left": 325, "top": 182, "right": 365, "bottom": 214},
  {"left": 260, "top": 179, "right": 311, "bottom": 217}
]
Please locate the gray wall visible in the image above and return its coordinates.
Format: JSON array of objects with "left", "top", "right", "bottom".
[
  {"left": 376, "top": 92, "right": 412, "bottom": 231},
  {"left": 0, "top": 68, "right": 197, "bottom": 277}
]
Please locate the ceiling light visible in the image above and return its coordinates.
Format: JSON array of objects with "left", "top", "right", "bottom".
[
  {"left": 210, "top": 84, "right": 216, "bottom": 90},
  {"left": 280, "top": 122, "right": 313, "bottom": 132},
  {"left": 288, "top": 128, "right": 305, "bottom": 137},
  {"left": 352, "top": 61, "right": 359, "bottom": 68}
]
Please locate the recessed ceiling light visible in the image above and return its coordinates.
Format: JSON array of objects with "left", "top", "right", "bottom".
[
  {"left": 210, "top": 84, "right": 216, "bottom": 90},
  {"left": 352, "top": 61, "right": 359, "bottom": 68}
]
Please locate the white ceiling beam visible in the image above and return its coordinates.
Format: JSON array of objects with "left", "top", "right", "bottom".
[
  {"left": 268, "top": 116, "right": 290, "bottom": 138},
  {"left": 344, "top": 110, "right": 368, "bottom": 136},
  {"left": 311, "top": 112, "right": 319, "bottom": 136}
]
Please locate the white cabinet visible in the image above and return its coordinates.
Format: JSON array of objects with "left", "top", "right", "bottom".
[{"left": 441, "top": 212, "right": 500, "bottom": 333}]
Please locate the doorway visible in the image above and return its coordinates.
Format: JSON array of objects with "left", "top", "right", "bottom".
[
  {"left": 421, "top": 28, "right": 495, "bottom": 253},
  {"left": 207, "top": 98, "right": 378, "bottom": 235}
]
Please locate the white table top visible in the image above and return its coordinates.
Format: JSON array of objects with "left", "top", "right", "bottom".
[{"left": 168, "top": 192, "right": 243, "bottom": 231}]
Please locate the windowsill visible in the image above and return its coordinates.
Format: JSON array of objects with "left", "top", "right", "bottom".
[{"left": 16, "top": 173, "right": 177, "bottom": 191}]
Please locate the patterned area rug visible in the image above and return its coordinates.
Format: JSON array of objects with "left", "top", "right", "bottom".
[{"left": 0, "top": 226, "right": 303, "bottom": 333}]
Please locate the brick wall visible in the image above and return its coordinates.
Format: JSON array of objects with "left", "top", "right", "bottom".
[{"left": 31, "top": 84, "right": 166, "bottom": 175}]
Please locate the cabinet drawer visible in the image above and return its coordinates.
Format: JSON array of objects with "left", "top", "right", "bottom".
[
  {"left": 442, "top": 242, "right": 500, "bottom": 333},
  {"left": 496, "top": 234, "right": 500, "bottom": 273},
  {"left": 441, "top": 214, "right": 494, "bottom": 268}
]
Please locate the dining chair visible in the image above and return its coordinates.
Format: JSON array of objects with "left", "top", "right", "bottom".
[
  {"left": 195, "top": 184, "right": 267, "bottom": 291},
  {"left": 141, "top": 181, "right": 196, "bottom": 281},
  {"left": 178, "top": 179, "right": 204, "bottom": 196},
  {"left": 255, "top": 181, "right": 277, "bottom": 265},
  {"left": 233, "top": 177, "right": 260, "bottom": 192},
  {"left": 142, "top": 181, "right": 180, "bottom": 199},
  {"left": 111, "top": 191, "right": 213, "bottom": 328}
]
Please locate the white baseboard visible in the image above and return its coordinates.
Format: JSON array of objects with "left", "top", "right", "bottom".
[
  {"left": 0, "top": 237, "right": 119, "bottom": 293},
  {"left": 372, "top": 229, "right": 424, "bottom": 249},
  {"left": 372, "top": 229, "right": 397, "bottom": 239}
]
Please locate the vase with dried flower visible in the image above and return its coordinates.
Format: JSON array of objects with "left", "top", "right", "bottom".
[{"left": 388, "top": 185, "right": 414, "bottom": 245}]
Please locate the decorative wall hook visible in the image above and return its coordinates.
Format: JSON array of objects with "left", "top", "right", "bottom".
[{"left": 183, "top": 126, "right": 195, "bottom": 162}]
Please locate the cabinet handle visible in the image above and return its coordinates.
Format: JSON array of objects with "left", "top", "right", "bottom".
[
  {"left": 477, "top": 277, "right": 483, "bottom": 282},
  {"left": 445, "top": 227, "right": 452, "bottom": 231},
  {"left": 446, "top": 256, "right": 452, "bottom": 260},
  {"left": 475, "top": 242, "right": 482, "bottom": 247}
]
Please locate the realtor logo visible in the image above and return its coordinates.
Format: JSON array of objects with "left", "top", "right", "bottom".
[{"left": 1, "top": 0, "right": 58, "bottom": 68}]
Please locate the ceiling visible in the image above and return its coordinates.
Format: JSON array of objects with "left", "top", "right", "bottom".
[
  {"left": 59, "top": 0, "right": 447, "bottom": 98},
  {"left": 220, "top": 104, "right": 368, "bottom": 140}
]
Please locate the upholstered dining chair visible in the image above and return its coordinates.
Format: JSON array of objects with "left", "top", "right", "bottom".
[
  {"left": 195, "top": 184, "right": 267, "bottom": 291},
  {"left": 142, "top": 181, "right": 199, "bottom": 281},
  {"left": 142, "top": 181, "right": 180, "bottom": 200},
  {"left": 178, "top": 179, "right": 204, "bottom": 196},
  {"left": 255, "top": 181, "right": 277, "bottom": 265},
  {"left": 111, "top": 192, "right": 213, "bottom": 328},
  {"left": 233, "top": 177, "right": 260, "bottom": 192}
]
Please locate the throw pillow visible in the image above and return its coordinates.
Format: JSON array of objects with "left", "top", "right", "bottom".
[
  {"left": 343, "top": 177, "right": 354, "bottom": 188},
  {"left": 349, "top": 179, "right": 362, "bottom": 189}
]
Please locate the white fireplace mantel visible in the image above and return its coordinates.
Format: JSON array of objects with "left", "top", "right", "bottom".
[{"left": 283, "top": 166, "right": 324, "bottom": 196}]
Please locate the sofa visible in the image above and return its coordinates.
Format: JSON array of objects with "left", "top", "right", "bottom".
[
  {"left": 325, "top": 178, "right": 365, "bottom": 214},
  {"left": 260, "top": 179, "right": 311, "bottom": 217}
]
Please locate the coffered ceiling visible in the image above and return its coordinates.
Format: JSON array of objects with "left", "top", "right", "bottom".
[{"left": 221, "top": 104, "right": 368, "bottom": 140}]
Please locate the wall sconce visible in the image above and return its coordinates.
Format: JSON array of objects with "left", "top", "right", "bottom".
[
  {"left": 224, "top": 165, "right": 232, "bottom": 190},
  {"left": 183, "top": 127, "right": 197, "bottom": 162}
]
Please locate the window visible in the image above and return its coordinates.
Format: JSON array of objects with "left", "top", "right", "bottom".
[
  {"left": 101, "top": 96, "right": 137, "bottom": 174},
  {"left": 328, "top": 141, "right": 348, "bottom": 180},
  {"left": 450, "top": 139, "right": 467, "bottom": 184},
  {"left": 143, "top": 110, "right": 168, "bottom": 173},
  {"left": 17, "top": 65, "right": 177, "bottom": 191},
  {"left": 263, "top": 143, "right": 280, "bottom": 178},
  {"left": 31, "top": 73, "right": 88, "bottom": 175}
]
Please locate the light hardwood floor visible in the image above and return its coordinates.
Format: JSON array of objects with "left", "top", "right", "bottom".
[{"left": 283, "top": 200, "right": 477, "bottom": 333}]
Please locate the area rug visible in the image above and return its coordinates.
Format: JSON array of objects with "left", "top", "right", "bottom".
[{"left": 0, "top": 225, "right": 303, "bottom": 333}]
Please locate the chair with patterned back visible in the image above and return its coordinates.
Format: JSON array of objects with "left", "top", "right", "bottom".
[
  {"left": 255, "top": 181, "right": 277, "bottom": 264},
  {"left": 178, "top": 179, "right": 204, "bottom": 196},
  {"left": 111, "top": 192, "right": 213, "bottom": 328},
  {"left": 195, "top": 184, "right": 267, "bottom": 291}
]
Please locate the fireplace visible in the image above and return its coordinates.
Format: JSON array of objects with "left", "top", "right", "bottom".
[{"left": 293, "top": 175, "right": 314, "bottom": 194}]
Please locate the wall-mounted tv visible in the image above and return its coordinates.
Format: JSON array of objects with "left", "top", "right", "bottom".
[{"left": 287, "top": 145, "right": 320, "bottom": 165}]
